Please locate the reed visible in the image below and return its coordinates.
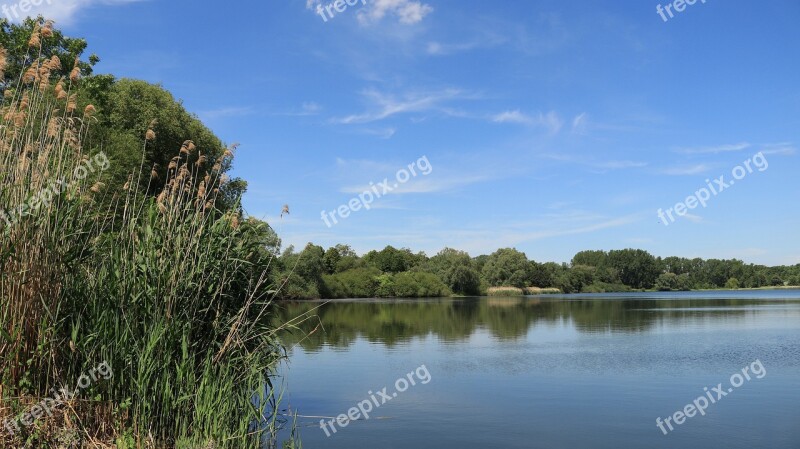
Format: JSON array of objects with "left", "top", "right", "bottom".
[
  {"left": 0, "top": 23, "right": 297, "bottom": 448},
  {"left": 523, "top": 287, "right": 562, "bottom": 295},
  {"left": 486, "top": 287, "right": 524, "bottom": 297}
]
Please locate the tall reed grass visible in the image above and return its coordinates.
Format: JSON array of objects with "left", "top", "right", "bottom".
[{"left": 1, "top": 21, "right": 298, "bottom": 448}]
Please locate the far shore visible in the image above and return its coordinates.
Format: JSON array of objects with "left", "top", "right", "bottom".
[{"left": 286, "top": 285, "right": 800, "bottom": 301}]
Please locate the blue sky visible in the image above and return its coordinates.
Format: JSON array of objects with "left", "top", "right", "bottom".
[{"left": 16, "top": 0, "right": 800, "bottom": 265}]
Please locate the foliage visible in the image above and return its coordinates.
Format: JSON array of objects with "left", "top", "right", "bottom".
[
  {"left": 654, "top": 273, "right": 692, "bottom": 291},
  {"left": 277, "top": 242, "right": 800, "bottom": 299},
  {"left": 481, "top": 248, "right": 531, "bottom": 288},
  {"left": 0, "top": 24, "right": 295, "bottom": 448},
  {"left": 0, "top": 17, "right": 98, "bottom": 85},
  {"left": 607, "top": 249, "right": 660, "bottom": 289},
  {"left": 423, "top": 248, "right": 481, "bottom": 295}
]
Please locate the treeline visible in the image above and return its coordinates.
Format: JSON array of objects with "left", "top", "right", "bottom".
[{"left": 274, "top": 245, "right": 800, "bottom": 298}]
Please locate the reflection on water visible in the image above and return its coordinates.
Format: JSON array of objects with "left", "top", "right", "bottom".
[
  {"left": 277, "top": 291, "right": 800, "bottom": 350},
  {"left": 275, "top": 291, "right": 800, "bottom": 449}
]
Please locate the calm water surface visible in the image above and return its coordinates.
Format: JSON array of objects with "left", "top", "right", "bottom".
[{"left": 275, "top": 291, "right": 800, "bottom": 448}]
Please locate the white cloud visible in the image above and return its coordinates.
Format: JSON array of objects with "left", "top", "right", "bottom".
[
  {"left": 492, "top": 110, "right": 563, "bottom": 134},
  {"left": 541, "top": 153, "right": 647, "bottom": 171},
  {"left": 334, "top": 156, "right": 489, "bottom": 195},
  {"left": 662, "top": 164, "right": 712, "bottom": 176},
  {"left": 306, "top": 0, "right": 433, "bottom": 25},
  {"left": 426, "top": 41, "right": 483, "bottom": 55},
  {"left": 357, "top": 0, "right": 433, "bottom": 25},
  {"left": 386, "top": 213, "right": 641, "bottom": 256},
  {"left": 333, "top": 88, "right": 465, "bottom": 124},
  {"left": 595, "top": 160, "right": 648, "bottom": 169},
  {"left": 2, "top": 0, "right": 144, "bottom": 24},
  {"left": 571, "top": 112, "right": 588, "bottom": 134},
  {"left": 357, "top": 127, "right": 397, "bottom": 139},
  {"left": 683, "top": 213, "right": 704, "bottom": 223},
  {"left": 675, "top": 142, "right": 750, "bottom": 154},
  {"left": 340, "top": 174, "right": 488, "bottom": 195},
  {"left": 760, "top": 142, "right": 796, "bottom": 156},
  {"left": 197, "top": 106, "right": 254, "bottom": 121}
]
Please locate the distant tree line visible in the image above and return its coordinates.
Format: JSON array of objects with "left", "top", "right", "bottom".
[{"left": 272, "top": 245, "right": 800, "bottom": 299}]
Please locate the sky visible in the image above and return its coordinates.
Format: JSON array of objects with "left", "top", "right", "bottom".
[{"left": 8, "top": 0, "right": 799, "bottom": 265}]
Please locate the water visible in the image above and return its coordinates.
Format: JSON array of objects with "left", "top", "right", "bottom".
[{"left": 275, "top": 291, "right": 800, "bottom": 448}]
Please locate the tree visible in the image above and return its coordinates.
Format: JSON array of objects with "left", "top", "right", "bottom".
[
  {"left": 655, "top": 273, "right": 692, "bottom": 291},
  {"left": 607, "top": 249, "right": 659, "bottom": 289},
  {"left": 323, "top": 247, "right": 341, "bottom": 274},
  {"left": 725, "top": 278, "right": 740, "bottom": 289},
  {"left": 0, "top": 17, "right": 98, "bottom": 87},
  {"left": 530, "top": 261, "right": 561, "bottom": 288},
  {"left": 78, "top": 77, "right": 244, "bottom": 211},
  {"left": 363, "top": 246, "right": 422, "bottom": 273},
  {"left": 444, "top": 265, "right": 481, "bottom": 296},
  {"left": 571, "top": 250, "right": 609, "bottom": 268},
  {"left": 481, "top": 248, "right": 531, "bottom": 288},
  {"left": 426, "top": 248, "right": 481, "bottom": 295}
]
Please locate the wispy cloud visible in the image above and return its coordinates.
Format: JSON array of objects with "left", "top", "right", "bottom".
[
  {"left": 426, "top": 36, "right": 504, "bottom": 55},
  {"left": 492, "top": 110, "right": 563, "bottom": 134},
  {"left": 334, "top": 156, "right": 489, "bottom": 195},
  {"left": 197, "top": 106, "right": 254, "bottom": 121},
  {"left": 541, "top": 153, "right": 648, "bottom": 171},
  {"left": 306, "top": 0, "right": 433, "bottom": 25},
  {"left": 313, "top": 211, "right": 642, "bottom": 257},
  {"left": 273, "top": 102, "right": 323, "bottom": 117},
  {"left": 333, "top": 88, "right": 466, "bottom": 124},
  {"left": 356, "top": 127, "right": 397, "bottom": 139},
  {"left": 675, "top": 142, "right": 750, "bottom": 154},
  {"left": 357, "top": 0, "right": 433, "bottom": 25},
  {"left": 661, "top": 164, "right": 712, "bottom": 176},
  {"left": 350, "top": 212, "right": 642, "bottom": 256},
  {"left": 3, "top": 0, "right": 145, "bottom": 24},
  {"left": 340, "top": 175, "right": 488, "bottom": 195},
  {"left": 683, "top": 213, "right": 704, "bottom": 223},
  {"left": 760, "top": 142, "right": 796, "bottom": 156},
  {"left": 571, "top": 113, "right": 588, "bottom": 134},
  {"left": 426, "top": 41, "right": 479, "bottom": 56},
  {"left": 595, "top": 160, "right": 648, "bottom": 169}
]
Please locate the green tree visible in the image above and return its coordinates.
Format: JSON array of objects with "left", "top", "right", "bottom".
[
  {"left": 363, "top": 246, "right": 423, "bottom": 273},
  {"left": 0, "top": 17, "right": 98, "bottom": 86},
  {"left": 323, "top": 247, "right": 341, "bottom": 274},
  {"left": 82, "top": 77, "right": 242, "bottom": 210},
  {"left": 725, "top": 278, "right": 740, "bottom": 289},
  {"left": 481, "top": 248, "right": 531, "bottom": 288},
  {"left": 654, "top": 273, "right": 691, "bottom": 291},
  {"left": 426, "top": 248, "right": 481, "bottom": 295},
  {"left": 607, "top": 249, "right": 659, "bottom": 289},
  {"left": 571, "top": 250, "right": 609, "bottom": 268},
  {"left": 530, "top": 261, "right": 561, "bottom": 288}
]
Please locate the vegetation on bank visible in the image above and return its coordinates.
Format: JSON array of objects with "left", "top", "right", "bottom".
[
  {"left": 0, "top": 18, "right": 297, "bottom": 448},
  {"left": 272, "top": 244, "right": 800, "bottom": 299}
]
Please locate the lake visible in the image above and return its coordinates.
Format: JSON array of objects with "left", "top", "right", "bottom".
[{"left": 275, "top": 290, "right": 800, "bottom": 448}]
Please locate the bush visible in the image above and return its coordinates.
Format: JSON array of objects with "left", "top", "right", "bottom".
[
  {"left": 654, "top": 273, "right": 693, "bottom": 291},
  {"left": 322, "top": 268, "right": 381, "bottom": 298}
]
